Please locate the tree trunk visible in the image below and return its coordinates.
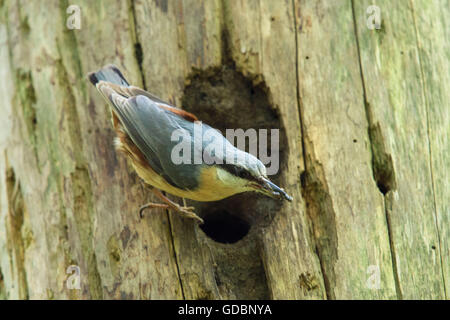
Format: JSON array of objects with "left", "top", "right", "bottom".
[{"left": 0, "top": 0, "right": 447, "bottom": 299}]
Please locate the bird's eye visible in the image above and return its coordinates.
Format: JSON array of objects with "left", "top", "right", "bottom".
[{"left": 237, "top": 168, "right": 250, "bottom": 179}]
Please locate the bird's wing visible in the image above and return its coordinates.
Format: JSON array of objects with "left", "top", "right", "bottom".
[
  {"left": 127, "top": 86, "right": 199, "bottom": 122},
  {"left": 89, "top": 65, "right": 203, "bottom": 190},
  {"left": 89, "top": 65, "right": 198, "bottom": 122},
  {"left": 98, "top": 82, "right": 199, "bottom": 123},
  {"left": 104, "top": 90, "right": 201, "bottom": 190}
]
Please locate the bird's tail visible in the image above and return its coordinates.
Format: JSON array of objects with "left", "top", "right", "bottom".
[{"left": 88, "top": 64, "right": 129, "bottom": 87}]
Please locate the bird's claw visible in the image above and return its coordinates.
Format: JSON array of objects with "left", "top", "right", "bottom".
[{"left": 173, "top": 205, "right": 204, "bottom": 225}]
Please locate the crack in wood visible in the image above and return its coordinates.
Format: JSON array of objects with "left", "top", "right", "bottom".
[
  {"left": 129, "top": 0, "right": 185, "bottom": 299},
  {"left": 129, "top": 0, "right": 147, "bottom": 90},
  {"left": 292, "top": 0, "right": 330, "bottom": 300},
  {"left": 350, "top": 0, "right": 402, "bottom": 299}
]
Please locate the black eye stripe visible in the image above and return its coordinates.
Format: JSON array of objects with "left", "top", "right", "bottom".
[
  {"left": 220, "top": 164, "right": 257, "bottom": 182},
  {"left": 238, "top": 169, "right": 248, "bottom": 178},
  {"left": 221, "top": 164, "right": 243, "bottom": 177}
]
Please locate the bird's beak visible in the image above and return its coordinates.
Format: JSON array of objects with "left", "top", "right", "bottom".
[{"left": 254, "top": 177, "right": 293, "bottom": 202}]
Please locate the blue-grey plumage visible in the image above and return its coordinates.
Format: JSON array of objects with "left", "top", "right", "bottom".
[{"left": 88, "top": 65, "right": 292, "bottom": 222}]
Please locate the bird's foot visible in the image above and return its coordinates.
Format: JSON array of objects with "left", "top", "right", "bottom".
[
  {"left": 139, "top": 202, "right": 169, "bottom": 219},
  {"left": 149, "top": 188, "right": 204, "bottom": 224},
  {"left": 139, "top": 202, "right": 204, "bottom": 224},
  {"left": 172, "top": 204, "right": 204, "bottom": 225}
]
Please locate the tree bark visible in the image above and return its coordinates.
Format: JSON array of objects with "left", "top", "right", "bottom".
[{"left": 0, "top": 0, "right": 447, "bottom": 299}]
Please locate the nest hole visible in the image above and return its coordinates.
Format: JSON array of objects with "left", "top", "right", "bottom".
[
  {"left": 182, "top": 64, "right": 288, "bottom": 239},
  {"left": 200, "top": 210, "right": 250, "bottom": 244}
]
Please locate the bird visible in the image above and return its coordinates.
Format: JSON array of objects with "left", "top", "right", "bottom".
[{"left": 88, "top": 65, "right": 292, "bottom": 224}]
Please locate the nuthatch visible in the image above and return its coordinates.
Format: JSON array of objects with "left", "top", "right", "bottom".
[{"left": 88, "top": 65, "right": 292, "bottom": 224}]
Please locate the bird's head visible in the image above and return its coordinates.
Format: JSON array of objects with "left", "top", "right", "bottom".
[{"left": 214, "top": 150, "right": 293, "bottom": 202}]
